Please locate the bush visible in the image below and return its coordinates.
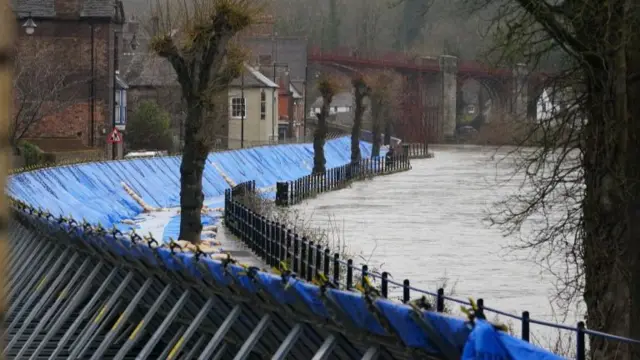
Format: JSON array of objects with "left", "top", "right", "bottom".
[
  {"left": 127, "top": 100, "right": 174, "bottom": 151},
  {"left": 19, "top": 141, "right": 42, "bottom": 167}
]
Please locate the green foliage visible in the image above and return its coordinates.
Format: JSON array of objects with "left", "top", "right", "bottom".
[
  {"left": 127, "top": 101, "right": 174, "bottom": 151},
  {"left": 19, "top": 141, "right": 42, "bottom": 167}
]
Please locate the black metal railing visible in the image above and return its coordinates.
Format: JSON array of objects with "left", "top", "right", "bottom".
[
  {"left": 223, "top": 184, "right": 640, "bottom": 359},
  {"left": 405, "top": 142, "right": 431, "bottom": 159},
  {"left": 274, "top": 153, "right": 410, "bottom": 207}
]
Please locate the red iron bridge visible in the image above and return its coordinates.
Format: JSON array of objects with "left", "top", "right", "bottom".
[{"left": 307, "top": 47, "right": 548, "bottom": 143}]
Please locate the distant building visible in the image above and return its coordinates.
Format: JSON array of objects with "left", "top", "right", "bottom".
[
  {"left": 11, "top": 0, "right": 125, "bottom": 156},
  {"left": 277, "top": 73, "right": 304, "bottom": 140},
  {"left": 227, "top": 64, "right": 279, "bottom": 149},
  {"left": 310, "top": 92, "right": 355, "bottom": 124},
  {"left": 240, "top": 36, "right": 309, "bottom": 138}
]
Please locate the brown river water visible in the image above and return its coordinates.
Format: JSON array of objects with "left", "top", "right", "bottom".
[{"left": 294, "top": 144, "right": 582, "bottom": 344}]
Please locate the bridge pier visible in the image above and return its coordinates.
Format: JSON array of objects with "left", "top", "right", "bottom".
[
  {"left": 439, "top": 55, "right": 458, "bottom": 140},
  {"left": 512, "top": 63, "right": 529, "bottom": 121}
]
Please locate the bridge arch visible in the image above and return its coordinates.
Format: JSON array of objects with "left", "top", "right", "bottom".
[{"left": 456, "top": 74, "right": 510, "bottom": 130}]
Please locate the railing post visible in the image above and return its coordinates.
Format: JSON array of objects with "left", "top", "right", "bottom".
[
  {"left": 333, "top": 253, "right": 340, "bottom": 288},
  {"left": 314, "top": 244, "right": 322, "bottom": 279},
  {"left": 477, "top": 298, "right": 485, "bottom": 318},
  {"left": 346, "top": 259, "right": 354, "bottom": 290},
  {"left": 576, "top": 321, "right": 585, "bottom": 360},
  {"left": 285, "top": 228, "right": 292, "bottom": 265},
  {"left": 402, "top": 279, "right": 410, "bottom": 303},
  {"left": 521, "top": 311, "right": 530, "bottom": 342},
  {"left": 323, "top": 248, "right": 330, "bottom": 277},
  {"left": 381, "top": 272, "right": 389, "bottom": 298},
  {"left": 266, "top": 219, "right": 274, "bottom": 266},
  {"left": 300, "top": 236, "right": 308, "bottom": 280},
  {"left": 275, "top": 182, "right": 289, "bottom": 206},
  {"left": 306, "top": 240, "right": 314, "bottom": 281},
  {"left": 361, "top": 265, "right": 368, "bottom": 288},
  {"left": 436, "top": 288, "right": 445, "bottom": 312},
  {"left": 293, "top": 234, "right": 300, "bottom": 274},
  {"left": 261, "top": 216, "right": 269, "bottom": 259}
]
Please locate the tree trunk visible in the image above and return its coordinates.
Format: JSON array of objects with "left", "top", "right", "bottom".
[
  {"left": 371, "top": 98, "right": 382, "bottom": 157},
  {"left": 351, "top": 86, "right": 366, "bottom": 164},
  {"left": 625, "top": 4, "right": 640, "bottom": 356},
  {"left": 178, "top": 103, "right": 208, "bottom": 244},
  {"left": 312, "top": 99, "right": 330, "bottom": 174},
  {"left": 383, "top": 107, "right": 392, "bottom": 146},
  {"left": 580, "top": 4, "right": 640, "bottom": 358}
]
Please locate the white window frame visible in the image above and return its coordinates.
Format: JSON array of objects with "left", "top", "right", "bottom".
[
  {"left": 260, "top": 90, "right": 266, "bottom": 120},
  {"left": 230, "top": 97, "right": 246, "bottom": 119}
]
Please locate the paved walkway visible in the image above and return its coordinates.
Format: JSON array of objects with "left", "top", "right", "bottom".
[{"left": 214, "top": 224, "right": 268, "bottom": 268}]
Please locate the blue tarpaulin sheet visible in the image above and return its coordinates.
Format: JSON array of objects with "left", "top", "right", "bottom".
[
  {"left": 8, "top": 137, "right": 373, "bottom": 227},
  {"left": 9, "top": 136, "right": 567, "bottom": 359}
]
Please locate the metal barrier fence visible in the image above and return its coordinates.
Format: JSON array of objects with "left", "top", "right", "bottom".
[
  {"left": 9, "top": 204, "right": 443, "bottom": 360},
  {"left": 274, "top": 154, "right": 410, "bottom": 207},
  {"left": 224, "top": 182, "right": 640, "bottom": 359}
]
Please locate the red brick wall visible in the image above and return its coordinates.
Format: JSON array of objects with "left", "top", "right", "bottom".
[
  {"left": 14, "top": 18, "right": 115, "bottom": 150},
  {"left": 25, "top": 101, "right": 106, "bottom": 146},
  {"left": 278, "top": 93, "right": 290, "bottom": 120}
]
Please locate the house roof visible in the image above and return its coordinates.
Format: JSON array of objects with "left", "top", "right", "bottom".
[
  {"left": 240, "top": 36, "right": 308, "bottom": 84},
  {"left": 11, "top": 0, "right": 118, "bottom": 18},
  {"left": 230, "top": 64, "right": 278, "bottom": 89},
  {"left": 290, "top": 83, "right": 302, "bottom": 99},
  {"left": 121, "top": 51, "right": 178, "bottom": 87}
]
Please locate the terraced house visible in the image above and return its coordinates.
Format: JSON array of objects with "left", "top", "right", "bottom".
[{"left": 11, "top": 0, "right": 126, "bottom": 160}]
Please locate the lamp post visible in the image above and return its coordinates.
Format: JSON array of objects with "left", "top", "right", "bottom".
[
  {"left": 111, "top": 30, "right": 138, "bottom": 159},
  {"left": 240, "top": 68, "right": 245, "bottom": 148},
  {"left": 272, "top": 62, "right": 288, "bottom": 142}
]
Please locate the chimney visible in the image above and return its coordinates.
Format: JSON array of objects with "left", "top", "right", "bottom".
[{"left": 278, "top": 69, "right": 290, "bottom": 95}]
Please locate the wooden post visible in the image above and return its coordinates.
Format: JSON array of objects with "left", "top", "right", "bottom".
[{"left": 0, "top": 0, "right": 13, "bottom": 354}]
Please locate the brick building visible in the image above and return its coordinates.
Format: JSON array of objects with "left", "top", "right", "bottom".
[{"left": 12, "top": 0, "right": 125, "bottom": 157}]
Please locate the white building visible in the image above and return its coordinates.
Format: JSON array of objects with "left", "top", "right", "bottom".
[{"left": 227, "top": 64, "right": 279, "bottom": 149}]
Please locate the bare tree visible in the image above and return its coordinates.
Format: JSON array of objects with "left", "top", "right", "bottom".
[
  {"left": 312, "top": 75, "right": 340, "bottom": 175},
  {"left": 470, "top": 0, "right": 640, "bottom": 358},
  {"left": 150, "top": 0, "right": 257, "bottom": 244},
  {"left": 11, "top": 46, "right": 82, "bottom": 149}
]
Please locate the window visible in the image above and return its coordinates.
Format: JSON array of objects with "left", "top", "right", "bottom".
[
  {"left": 260, "top": 91, "right": 266, "bottom": 120},
  {"left": 115, "top": 89, "right": 127, "bottom": 126},
  {"left": 230, "top": 97, "right": 246, "bottom": 118}
]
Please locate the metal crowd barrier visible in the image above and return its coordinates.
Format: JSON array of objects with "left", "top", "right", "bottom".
[{"left": 6, "top": 201, "right": 466, "bottom": 360}]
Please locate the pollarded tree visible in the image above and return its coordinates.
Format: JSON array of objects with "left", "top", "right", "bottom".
[
  {"left": 365, "top": 71, "right": 402, "bottom": 157},
  {"left": 150, "top": 0, "right": 257, "bottom": 244},
  {"left": 350, "top": 74, "right": 371, "bottom": 164},
  {"left": 312, "top": 75, "right": 339, "bottom": 175}
]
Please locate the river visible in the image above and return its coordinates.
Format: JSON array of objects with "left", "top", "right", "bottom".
[{"left": 294, "top": 144, "right": 581, "bottom": 345}]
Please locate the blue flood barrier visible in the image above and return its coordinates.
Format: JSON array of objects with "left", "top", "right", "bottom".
[
  {"left": 7, "top": 137, "right": 571, "bottom": 359},
  {"left": 7, "top": 136, "right": 374, "bottom": 228}
]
